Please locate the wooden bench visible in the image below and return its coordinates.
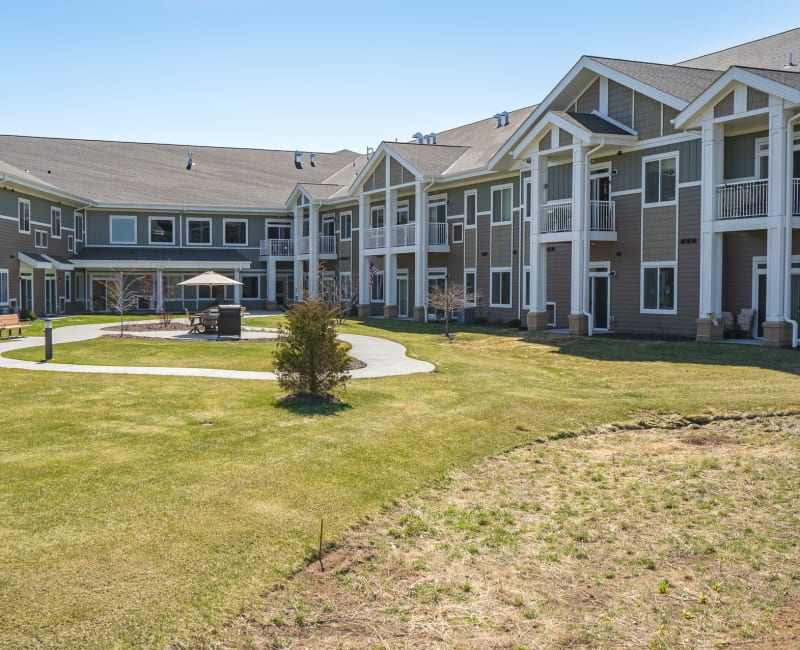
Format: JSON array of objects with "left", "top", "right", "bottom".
[{"left": 0, "top": 314, "right": 32, "bottom": 338}]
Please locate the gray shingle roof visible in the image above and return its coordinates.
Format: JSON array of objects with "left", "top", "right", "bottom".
[
  {"left": 588, "top": 57, "right": 722, "bottom": 103},
  {"left": 558, "top": 112, "right": 633, "bottom": 135},
  {"left": 678, "top": 27, "right": 800, "bottom": 71},
  {"left": 385, "top": 142, "right": 470, "bottom": 177},
  {"left": 0, "top": 136, "right": 356, "bottom": 209},
  {"left": 737, "top": 66, "right": 800, "bottom": 91}
]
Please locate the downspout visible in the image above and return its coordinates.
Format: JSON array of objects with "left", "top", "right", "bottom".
[
  {"left": 422, "top": 178, "right": 436, "bottom": 323},
  {"left": 784, "top": 113, "right": 800, "bottom": 347},
  {"left": 518, "top": 168, "right": 524, "bottom": 322},
  {"left": 583, "top": 139, "right": 606, "bottom": 336}
]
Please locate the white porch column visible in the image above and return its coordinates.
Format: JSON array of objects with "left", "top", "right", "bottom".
[
  {"left": 414, "top": 180, "right": 429, "bottom": 321},
  {"left": 308, "top": 202, "right": 320, "bottom": 299},
  {"left": 528, "top": 153, "right": 548, "bottom": 330},
  {"left": 267, "top": 257, "right": 277, "bottom": 305},
  {"left": 569, "top": 144, "right": 589, "bottom": 334},
  {"left": 384, "top": 183, "right": 397, "bottom": 316},
  {"left": 156, "top": 268, "right": 164, "bottom": 313},
  {"left": 698, "top": 122, "right": 725, "bottom": 328},
  {"left": 765, "top": 102, "right": 789, "bottom": 323},
  {"left": 233, "top": 268, "right": 241, "bottom": 304},
  {"left": 292, "top": 205, "right": 303, "bottom": 301},
  {"left": 358, "top": 194, "right": 371, "bottom": 315}
]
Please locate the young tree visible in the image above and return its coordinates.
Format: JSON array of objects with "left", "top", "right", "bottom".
[
  {"left": 273, "top": 298, "right": 350, "bottom": 401},
  {"left": 107, "top": 272, "right": 152, "bottom": 336},
  {"left": 317, "top": 270, "right": 359, "bottom": 325},
  {"left": 426, "top": 281, "right": 477, "bottom": 338}
]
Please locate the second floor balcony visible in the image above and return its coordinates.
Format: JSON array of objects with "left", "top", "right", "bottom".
[
  {"left": 540, "top": 200, "right": 615, "bottom": 235},
  {"left": 259, "top": 238, "right": 294, "bottom": 259},
  {"left": 716, "top": 179, "right": 768, "bottom": 220}
]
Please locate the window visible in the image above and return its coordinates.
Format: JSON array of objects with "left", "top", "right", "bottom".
[
  {"left": 452, "top": 223, "right": 463, "bottom": 243},
  {"left": 465, "top": 191, "right": 477, "bottom": 227},
  {"left": 755, "top": 137, "right": 769, "bottom": 179},
  {"left": 75, "top": 211, "right": 84, "bottom": 241},
  {"left": 339, "top": 272, "right": 352, "bottom": 299},
  {"left": 64, "top": 272, "right": 72, "bottom": 302},
  {"left": 149, "top": 216, "right": 175, "bottom": 244},
  {"left": 523, "top": 267, "right": 531, "bottom": 308},
  {"left": 35, "top": 229, "right": 48, "bottom": 248},
  {"left": 524, "top": 179, "right": 532, "bottom": 220},
  {"left": 186, "top": 218, "right": 211, "bottom": 245},
  {"left": 396, "top": 202, "right": 410, "bottom": 225},
  {"left": 642, "top": 264, "right": 676, "bottom": 312},
  {"left": 491, "top": 185, "right": 513, "bottom": 223},
  {"left": 241, "top": 275, "right": 260, "bottom": 299},
  {"left": 428, "top": 197, "right": 446, "bottom": 224},
  {"left": 68, "top": 234, "right": 74, "bottom": 252},
  {"left": 18, "top": 199, "right": 31, "bottom": 233},
  {"left": 491, "top": 269, "right": 512, "bottom": 307},
  {"left": 340, "top": 212, "right": 352, "bottom": 240},
  {"left": 370, "top": 270, "right": 384, "bottom": 302},
  {"left": 51, "top": 207, "right": 62, "bottom": 238},
  {"left": 109, "top": 215, "right": 137, "bottom": 244},
  {"left": 464, "top": 269, "right": 476, "bottom": 305},
  {"left": 644, "top": 155, "right": 677, "bottom": 205},
  {"left": 224, "top": 219, "right": 248, "bottom": 245},
  {"left": 370, "top": 206, "right": 385, "bottom": 229},
  {"left": 0, "top": 270, "right": 8, "bottom": 304}
]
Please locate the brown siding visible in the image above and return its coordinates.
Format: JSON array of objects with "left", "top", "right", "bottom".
[
  {"left": 722, "top": 231, "right": 766, "bottom": 315},
  {"left": 601, "top": 193, "right": 642, "bottom": 333},
  {"left": 576, "top": 78, "right": 600, "bottom": 114},
  {"left": 476, "top": 212, "right": 491, "bottom": 316},
  {"left": 642, "top": 206, "right": 677, "bottom": 262},
  {"left": 675, "top": 186, "right": 701, "bottom": 332},
  {"left": 390, "top": 158, "right": 403, "bottom": 186},
  {"left": 491, "top": 222, "right": 512, "bottom": 265},
  {"left": 634, "top": 93, "right": 662, "bottom": 140},
  {"left": 662, "top": 105, "right": 679, "bottom": 137},
  {"left": 608, "top": 80, "right": 633, "bottom": 128},
  {"left": 539, "top": 129, "right": 552, "bottom": 152},
  {"left": 546, "top": 244, "right": 571, "bottom": 328},
  {"left": 714, "top": 91, "right": 734, "bottom": 118}
]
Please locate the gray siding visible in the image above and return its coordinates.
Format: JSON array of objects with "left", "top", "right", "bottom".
[
  {"left": 608, "top": 80, "right": 633, "bottom": 128},
  {"left": 722, "top": 231, "right": 766, "bottom": 315},
  {"left": 747, "top": 87, "right": 768, "bottom": 111},
  {"left": 675, "top": 186, "right": 701, "bottom": 331},
  {"left": 642, "top": 206, "right": 677, "bottom": 262},
  {"left": 633, "top": 93, "right": 662, "bottom": 140},
  {"left": 491, "top": 221, "right": 512, "bottom": 266},
  {"left": 363, "top": 157, "right": 387, "bottom": 192},
  {"left": 539, "top": 130, "right": 552, "bottom": 152},
  {"left": 662, "top": 105, "right": 679, "bottom": 137},
  {"left": 546, "top": 244, "right": 571, "bottom": 328},
  {"left": 558, "top": 129, "right": 573, "bottom": 148},
  {"left": 389, "top": 158, "right": 415, "bottom": 187},
  {"left": 547, "top": 163, "right": 572, "bottom": 201},
  {"left": 595, "top": 138, "right": 701, "bottom": 192},
  {"left": 575, "top": 78, "right": 600, "bottom": 114},
  {"left": 724, "top": 131, "right": 767, "bottom": 179},
  {"left": 714, "top": 91, "right": 734, "bottom": 118}
]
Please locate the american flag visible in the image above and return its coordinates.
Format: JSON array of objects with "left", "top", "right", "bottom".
[{"left": 369, "top": 262, "right": 379, "bottom": 286}]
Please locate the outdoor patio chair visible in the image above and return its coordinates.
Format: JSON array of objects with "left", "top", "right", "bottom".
[
  {"left": 185, "top": 308, "right": 201, "bottom": 334},
  {"left": 735, "top": 308, "right": 754, "bottom": 338},
  {"left": 720, "top": 311, "right": 735, "bottom": 336}
]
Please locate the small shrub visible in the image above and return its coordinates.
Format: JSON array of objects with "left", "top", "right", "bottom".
[
  {"left": 19, "top": 308, "right": 36, "bottom": 321},
  {"left": 505, "top": 318, "right": 522, "bottom": 329},
  {"left": 472, "top": 316, "right": 488, "bottom": 325}
]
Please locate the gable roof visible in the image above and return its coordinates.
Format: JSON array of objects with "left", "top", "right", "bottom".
[
  {"left": 678, "top": 27, "right": 800, "bottom": 71},
  {"left": 0, "top": 135, "right": 356, "bottom": 210},
  {"left": 384, "top": 142, "right": 470, "bottom": 177},
  {"left": 556, "top": 111, "right": 635, "bottom": 136}
]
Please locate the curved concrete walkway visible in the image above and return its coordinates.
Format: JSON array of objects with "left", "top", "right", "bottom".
[{"left": 0, "top": 322, "right": 434, "bottom": 380}]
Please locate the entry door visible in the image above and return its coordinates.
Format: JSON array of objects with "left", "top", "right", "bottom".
[
  {"left": 275, "top": 276, "right": 288, "bottom": 305},
  {"left": 45, "top": 276, "right": 57, "bottom": 315},
  {"left": 756, "top": 272, "right": 767, "bottom": 338},
  {"left": 19, "top": 276, "right": 33, "bottom": 311},
  {"left": 397, "top": 273, "right": 409, "bottom": 318},
  {"left": 589, "top": 264, "right": 610, "bottom": 331}
]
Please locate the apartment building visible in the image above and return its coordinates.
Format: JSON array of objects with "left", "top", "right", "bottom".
[{"left": 0, "top": 27, "right": 798, "bottom": 345}]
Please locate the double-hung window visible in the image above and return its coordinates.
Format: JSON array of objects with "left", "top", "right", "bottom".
[
  {"left": 18, "top": 199, "right": 31, "bottom": 234},
  {"left": 51, "top": 207, "right": 62, "bottom": 238},
  {"left": 0, "top": 269, "right": 8, "bottom": 304},
  {"left": 186, "top": 218, "right": 212, "bottom": 245},
  {"left": 224, "top": 219, "right": 247, "bottom": 245},
  {"left": 491, "top": 268, "right": 512, "bottom": 307},
  {"left": 110, "top": 215, "right": 137, "bottom": 244},
  {"left": 644, "top": 154, "right": 677, "bottom": 205},
  {"left": 642, "top": 263, "right": 676, "bottom": 313},
  {"left": 149, "top": 216, "right": 175, "bottom": 244},
  {"left": 340, "top": 212, "right": 352, "bottom": 240},
  {"left": 465, "top": 191, "right": 477, "bottom": 228},
  {"left": 491, "top": 185, "right": 513, "bottom": 224},
  {"left": 464, "top": 269, "right": 476, "bottom": 305},
  {"left": 75, "top": 211, "right": 84, "bottom": 241},
  {"left": 370, "top": 270, "right": 384, "bottom": 302}
]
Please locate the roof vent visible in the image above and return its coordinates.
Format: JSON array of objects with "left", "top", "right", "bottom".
[
  {"left": 427, "top": 132, "right": 437, "bottom": 145},
  {"left": 366, "top": 146, "right": 374, "bottom": 160},
  {"left": 785, "top": 52, "right": 798, "bottom": 69},
  {"left": 494, "top": 111, "right": 510, "bottom": 128},
  {"left": 310, "top": 152, "right": 316, "bottom": 167},
  {"left": 186, "top": 151, "right": 193, "bottom": 170},
  {"left": 295, "top": 151, "right": 303, "bottom": 170},
  {"left": 413, "top": 132, "right": 424, "bottom": 144}
]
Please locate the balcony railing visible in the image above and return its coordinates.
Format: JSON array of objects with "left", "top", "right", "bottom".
[
  {"left": 318, "top": 235, "right": 336, "bottom": 255},
  {"left": 363, "top": 227, "right": 385, "bottom": 250},
  {"left": 540, "top": 200, "right": 572, "bottom": 233},
  {"left": 428, "top": 222, "right": 448, "bottom": 246},
  {"left": 716, "top": 179, "right": 768, "bottom": 220},
  {"left": 259, "top": 238, "right": 294, "bottom": 257},
  {"left": 298, "top": 236, "right": 310, "bottom": 255},
  {"left": 392, "top": 223, "right": 416, "bottom": 247},
  {"left": 794, "top": 178, "right": 800, "bottom": 216},
  {"left": 590, "top": 200, "right": 615, "bottom": 231}
]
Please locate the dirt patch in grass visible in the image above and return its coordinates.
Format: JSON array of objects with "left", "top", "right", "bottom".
[{"left": 207, "top": 413, "right": 800, "bottom": 650}]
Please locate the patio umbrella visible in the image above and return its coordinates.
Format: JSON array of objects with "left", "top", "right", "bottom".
[{"left": 177, "top": 271, "right": 243, "bottom": 287}]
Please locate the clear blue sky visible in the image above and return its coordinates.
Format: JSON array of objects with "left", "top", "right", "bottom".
[{"left": 1, "top": 1, "right": 795, "bottom": 154}]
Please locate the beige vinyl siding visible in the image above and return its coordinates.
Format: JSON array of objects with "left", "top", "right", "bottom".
[
  {"left": 546, "top": 244, "right": 571, "bottom": 328},
  {"left": 575, "top": 78, "right": 600, "bottom": 113},
  {"left": 714, "top": 91, "right": 734, "bottom": 118},
  {"left": 722, "top": 230, "right": 766, "bottom": 315},
  {"left": 642, "top": 206, "right": 677, "bottom": 262},
  {"left": 747, "top": 87, "right": 769, "bottom": 111},
  {"left": 633, "top": 93, "right": 662, "bottom": 140},
  {"left": 608, "top": 80, "right": 633, "bottom": 128}
]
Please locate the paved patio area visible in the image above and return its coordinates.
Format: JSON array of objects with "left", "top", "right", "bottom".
[{"left": 0, "top": 322, "right": 434, "bottom": 380}]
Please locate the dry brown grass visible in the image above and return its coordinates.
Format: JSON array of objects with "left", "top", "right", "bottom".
[{"left": 207, "top": 413, "right": 800, "bottom": 650}]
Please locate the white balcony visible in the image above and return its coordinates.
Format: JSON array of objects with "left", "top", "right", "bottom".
[
  {"left": 540, "top": 200, "right": 572, "bottom": 233},
  {"left": 716, "top": 179, "right": 768, "bottom": 220},
  {"left": 363, "top": 227, "right": 385, "bottom": 250},
  {"left": 318, "top": 235, "right": 336, "bottom": 256},
  {"left": 428, "top": 222, "right": 448, "bottom": 247},
  {"left": 298, "top": 236, "right": 310, "bottom": 255},
  {"left": 794, "top": 178, "right": 800, "bottom": 216},
  {"left": 392, "top": 223, "right": 416, "bottom": 247},
  {"left": 259, "top": 238, "right": 294, "bottom": 259},
  {"left": 590, "top": 200, "right": 615, "bottom": 231}
]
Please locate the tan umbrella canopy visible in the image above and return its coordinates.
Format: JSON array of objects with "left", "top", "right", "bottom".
[{"left": 177, "top": 271, "right": 243, "bottom": 287}]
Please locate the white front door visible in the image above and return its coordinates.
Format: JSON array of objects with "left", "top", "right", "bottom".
[{"left": 397, "top": 272, "right": 409, "bottom": 318}]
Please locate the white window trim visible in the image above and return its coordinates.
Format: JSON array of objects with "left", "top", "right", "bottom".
[
  {"left": 640, "top": 261, "right": 678, "bottom": 315},
  {"left": 240, "top": 273, "right": 262, "bottom": 300},
  {"left": 523, "top": 179, "right": 532, "bottom": 221},
  {"left": 464, "top": 268, "right": 476, "bottom": 306},
  {"left": 185, "top": 217, "right": 213, "bottom": 246},
  {"left": 339, "top": 271, "right": 352, "bottom": 299},
  {"left": 51, "top": 206, "right": 62, "bottom": 239},
  {"left": 370, "top": 270, "right": 385, "bottom": 303},
  {"left": 754, "top": 136, "right": 769, "bottom": 180},
  {"left": 396, "top": 201, "right": 410, "bottom": 225},
  {"left": 67, "top": 234, "right": 74, "bottom": 253},
  {"left": 452, "top": 222, "right": 464, "bottom": 244},
  {"left": 0, "top": 269, "right": 9, "bottom": 305},
  {"left": 64, "top": 272, "right": 72, "bottom": 302},
  {"left": 546, "top": 301, "right": 557, "bottom": 327},
  {"left": 74, "top": 210, "right": 84, "bottom": 242},
  {"left": 34, "top": 229, "right": 49, "bottom": 249},
  {"left": 148, "top": 215, "right": 176, "bottom": 245},
  {"left": 490, "top": 267, "right": 512, "bottom": 307},
  {"left": 223, "top": 218, "right": 248, "bottom": 246},
  {"left": 464, "top": 190, "right": 477, "bottom": 228},
  {"left": 340, "top": 212, "right": 353, "bottom": 241},
  {"left": 18, "top": 198, "right": 31, "bottom": 234},
  {"left": 491, "top": 183, "right": 514, "bottom": 225},
  {"left": 370, "top": 205, "right": 385, "bottom": 229},
  {"left": 642, "top": 151, "right": 679, "bottom": 207},
  {"left": 523, "top": 266, "right": 531, "bottom": 309},
  {"left": 109, "top": 215, "right": 138, "bottom": 245}
]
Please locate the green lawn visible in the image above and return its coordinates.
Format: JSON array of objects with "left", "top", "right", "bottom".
[{"left": 1, "top": 317, "right": 799, "bottom": 648}]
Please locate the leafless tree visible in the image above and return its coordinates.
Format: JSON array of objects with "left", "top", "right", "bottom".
[
  {"left": 107, "top": 272, "right": 153, "bottom": 336},
  {"left": 317, "top": 270, "right": 359, "bottom": 324},
  {"left": 427, "top": 281, "right": 478, "bottom": 338}
]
